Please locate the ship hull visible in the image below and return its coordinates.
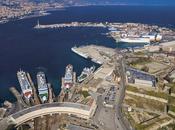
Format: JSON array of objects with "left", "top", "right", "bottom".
[{"left": 119, "top": 38, "right": 150, "bottom": 44}]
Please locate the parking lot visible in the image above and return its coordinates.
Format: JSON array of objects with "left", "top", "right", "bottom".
[{"left": 104, "top": 85, "right": 117, "bottom": 108}]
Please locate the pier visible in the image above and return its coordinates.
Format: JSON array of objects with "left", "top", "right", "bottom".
[
  {"left": 9, "top": 87, "right": 28, "bottom": 110},
  {"left": 27, "top": 73, "right": 41, "bottom": 105},
  {"left": 34, "top": 22, "right": 107, "bottom": 29},
  {"left": 48, "top": 83, "right": 53, "bottom": 103},
  {"left": 71, "top": 45, "right": 115, "bottom": 65}
]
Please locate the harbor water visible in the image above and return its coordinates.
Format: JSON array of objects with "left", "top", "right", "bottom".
[{"left": 0, "top": 5, "right": 175, "bottom": 104}]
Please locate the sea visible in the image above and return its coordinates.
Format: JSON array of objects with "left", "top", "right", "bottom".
[{"left": 0, "top": 5, "right": 175, "bottom": 104}]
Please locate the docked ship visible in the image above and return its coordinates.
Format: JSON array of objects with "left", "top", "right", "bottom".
[
  {"left": 62, "top": 64, "right": 74, "bottom": 91},
  {"left": 142, "top": 34, "right": 162, "bottom": 42},
  {"left": 60, "top": 64, "right": 76, "bottom": 101},
  {"left": 78, "top": 66, "right": 95, "bottom": 83},
  {"left": 108, "top": 27, "right": 117, "bottom": 31},
  {"left": 17, "top": 70, "right": 33, "bottom": 99},
  {"left": 37, "top": 72, "right": 48, "bottom": 103},
  {"left": 119, "top": 37, "right": 150, "bottom": 44}
]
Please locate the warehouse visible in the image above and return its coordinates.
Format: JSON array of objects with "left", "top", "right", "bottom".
[{"left": 126, "top": 67, "right": 157, "bottom": 87}]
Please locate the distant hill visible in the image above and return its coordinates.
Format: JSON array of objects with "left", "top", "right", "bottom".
[
  {"left": 30, "top": 0, "right": 119, "bottom": 5},
  {"left": 30, "top": 0, "right": 175, "bottom": 6}
]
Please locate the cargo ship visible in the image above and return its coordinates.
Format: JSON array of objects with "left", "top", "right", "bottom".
[
  {"left": 37, "top": 72, "right": 48, "bottom": 103},
  {"left": 62, "top": 64, "right": 74, "bottom": 91},
  {"left": 142, "top": 34, "right": 162, "bottom": 42},
  {"left": 118, "top": 33, "right": 162, "bottom": 44},
  {"left": 78, "top": 66, "right": 95, "bottom": 83},
  {"left": 17, "top": 70, "right": 33, "bottom": 99},
  {"left": 119, "top": 37, "right": 150, "bottom": 44}
]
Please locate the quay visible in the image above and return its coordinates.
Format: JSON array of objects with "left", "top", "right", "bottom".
[
  {"left": 9, "top": 87, "right": 28, "bottom": 109},
  {"left": 26, "top": 73, "right": 41, "bottom": 105},
  {"left": 71, "top": 45, "right": 115, "bottom": 65},
  {"left": 34, "top": 22, "right": 107, "bottom": 29},
  {"left": 34, "top": 22, "right": 175, "bottom": 46}
]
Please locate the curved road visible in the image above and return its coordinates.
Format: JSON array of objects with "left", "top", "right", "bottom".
[{"left": 0, "top": 102, "right": 92, "bottom": 129}]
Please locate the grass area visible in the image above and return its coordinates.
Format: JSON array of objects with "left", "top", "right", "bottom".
[
  {"left": 123, "top": 110, "right": 136, "bottom": 128},
  {"left": 169, "top": 105, "right": 175, "bottom": 113},
  {"left": 126, "top": 94, "right": 166, "bottom": 112},
  {"left": 124, "top": 112, "right": 152, "bottom": 130},
  {"left": 133, "top": 51, "right": 146, "bottom": 55},
  {"left": 124, "top": 98, "right": 143, "bottom": 108},
  {"left": 166, "top": 83, "right": 175, "bottom": 93},
  {"left": 79, "top": 90, "right": 90, "bottom": 98},
  {"left": 126, "top": 85, "right": 168, "bottom": 100},
  {"left": 136, "top": 117, "right": 171, "bottom": 130},
  {"left": 146, "top": 91, "right": 168, "bottom": 100},
  {"left": 166, "top": 95, "right": 175, "bottom": 113},
  {"left": 166, "top": 123, "right": 175, "bottom": 130},
  {"left": 135, "top": 124, "right": 148, "bottom": 130},
  {"left": 126, "top": 85, "right": 140, "bottom": 92},
  {"left": 123, "top": 106, "right": 170, "bottom": 130},
  {"left": 168, "top": 96, "right": 175, "bottom": 105},
  {"left": 124, "top": 110, "right": 158, "bottom": 130},
  {"left": 130, "top": 57, "right": 152, "bottom": 66},
  {"left": 158, "top": 117, "right": 171, "bottom": 124}
]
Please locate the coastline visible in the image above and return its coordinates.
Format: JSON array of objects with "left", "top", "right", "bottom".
[
  {"left": 1, "top": 5, "right": 175, "bottom": 28},
  {"left": 0, "top": 7, "right": 65, "bottom": 25},
  {"left": 1, "top": 6, "right": 175, "bottom": 105}
]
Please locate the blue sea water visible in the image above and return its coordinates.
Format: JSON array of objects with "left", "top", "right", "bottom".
[{"left": 0, "top": 5, "right": 175, "bottom": 104}]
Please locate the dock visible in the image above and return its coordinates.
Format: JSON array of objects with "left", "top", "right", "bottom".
[
  {"left": 9, "top": 87, "right": 28, "bottom": 110},
  {"left": 71, "top": 45, "right": 115, "bottom": 65},
  {"left": 34, "top": 22, "right": 106, "bottom": 29},
  {"left": 26, "top": 73, "right": 41, "bottom": 105},
  {"left": 48, "top": 83, "right": 53, "bottom": 103}
]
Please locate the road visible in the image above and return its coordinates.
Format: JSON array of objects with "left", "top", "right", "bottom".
[
  {"left": 114, "top": 55, "right": 134, "bottom": 130},
  {"left": 0, "top": 102, "right": 92, "bottom": 129},
  {"left": 93, "top": 94, "right": 117, "bottom": 130}
]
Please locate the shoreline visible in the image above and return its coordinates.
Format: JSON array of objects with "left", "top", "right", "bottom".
[
  {"left": 0, "top": 7, "right": 65, "bottom": 25},
  {"left": 0, "top": 5, "right": 175, "bottom": 29}
]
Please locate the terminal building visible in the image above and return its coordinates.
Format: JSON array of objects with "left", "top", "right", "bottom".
[{"left": 126, "top": 67, "right": 157, "bottom": 87}]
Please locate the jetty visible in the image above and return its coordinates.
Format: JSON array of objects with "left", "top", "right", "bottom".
[
  {"left": 9, "top": 87, "right": 28, "bottom": 109},
  {"left": 34, "top": 21, "right": 107, "bottom": 29}
]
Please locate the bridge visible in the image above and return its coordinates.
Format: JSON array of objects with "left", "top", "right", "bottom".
[{"left": 0, "top": 102, "right": 93, "bottom": 129}]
